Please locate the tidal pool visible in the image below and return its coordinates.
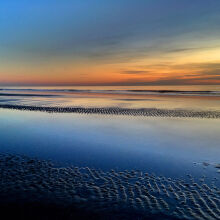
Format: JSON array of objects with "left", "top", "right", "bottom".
[{"left": 0, "top": 108, "right": 219, "bottom": 185}]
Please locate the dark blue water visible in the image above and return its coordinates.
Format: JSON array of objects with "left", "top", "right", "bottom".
[{"left": 1, "top": 108, "right": 219, "bottom": 185}]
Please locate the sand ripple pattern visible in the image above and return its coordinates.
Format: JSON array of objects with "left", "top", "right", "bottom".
[
  {"left": 0, "top": 154, "right": 219, "bottom": 220},
  {"left": 0, "top": 104, "right": 220, "bottom": 119}
]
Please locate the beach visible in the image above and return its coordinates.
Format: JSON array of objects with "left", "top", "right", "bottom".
[
  {"left": 2, "top": 1, "right": 220, "bottom": 218},
  {"left": 0, "top": 86, "right": 220, "bottom": 219},
  {"left": 0, "top": 153, "right": 219, "bottom": 220}
]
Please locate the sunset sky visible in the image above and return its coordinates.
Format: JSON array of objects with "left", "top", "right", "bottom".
[{"left": 1, "top": 0, "right": 220, "bottom": 86}]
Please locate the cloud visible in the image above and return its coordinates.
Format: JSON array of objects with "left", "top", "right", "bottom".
[
  {"left": 163, "top": 45, "right": 220, "bottom": 54},
  {"left": 120, "top": 70, "right": 151, "bottom": 75},
  {"left": 114, "top": 61, "right": 220, "bottom": 85},
  {"left": 1, "top": 1, "right": 220, "bottom": 85},
  {"left": 172, "top": 62, "right": 220, "bottom": 70},
  {"left": 117, "top": 77, "right": 220, "bottom": 86},
  {"left": 2, "top": 0, "right": 220, "bottom": 63}
]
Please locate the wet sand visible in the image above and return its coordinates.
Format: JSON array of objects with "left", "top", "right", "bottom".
[
  {"left": 0, "top": 104, "right": 220, "bottom": 119},
  {"left": 0, "top": 154, "right": 219, "bottom": 220}
]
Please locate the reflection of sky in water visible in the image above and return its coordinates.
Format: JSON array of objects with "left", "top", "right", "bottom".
[
  {"left": 1, "top": 92, "right": 220, "bottom": 111},
  {"left": 0, "top": 85, "right": 220, "bottom": 110},
  {"left": 0, "top": 109, "right": 219, "bottom": 185}
]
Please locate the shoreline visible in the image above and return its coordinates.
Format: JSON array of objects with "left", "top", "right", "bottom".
[{"left": 0, "top": 104, "right": 220, "bottom": 119}]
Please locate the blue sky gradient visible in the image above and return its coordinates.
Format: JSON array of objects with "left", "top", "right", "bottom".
[{"left": 1, "top": 0, "right": 220, "bottom": 85}]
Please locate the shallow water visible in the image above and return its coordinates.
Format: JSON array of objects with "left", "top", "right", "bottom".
[{"left": 0, "top": 109, "right": 219, "bottom": 186}]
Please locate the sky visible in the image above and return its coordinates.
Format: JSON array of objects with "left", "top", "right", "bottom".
[{"left": 0, "top": 0, "right": 220, "bottom": 86}]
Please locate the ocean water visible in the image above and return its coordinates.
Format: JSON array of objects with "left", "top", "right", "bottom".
[
  {"left": 0, "top": 85, "right": 220, "bottom": 219},
  {"left": 0, "top": 85, "right": 220, "bottom": 110}
]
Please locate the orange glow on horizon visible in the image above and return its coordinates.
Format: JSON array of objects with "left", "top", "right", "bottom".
[{"left": 1, "top": 46, "right": 220, "bottom": 86}]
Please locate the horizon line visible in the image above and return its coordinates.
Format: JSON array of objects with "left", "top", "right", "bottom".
[{"left": 0, "top": 83, "right": 220, "bottom": 87}]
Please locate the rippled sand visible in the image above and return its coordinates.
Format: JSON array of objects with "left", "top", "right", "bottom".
[
  {"left": 0, "top": 104, "right": 220, "bottom": 119},
  {"left": 0, "top": 154, "right": 219, "bottom": 220}
]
